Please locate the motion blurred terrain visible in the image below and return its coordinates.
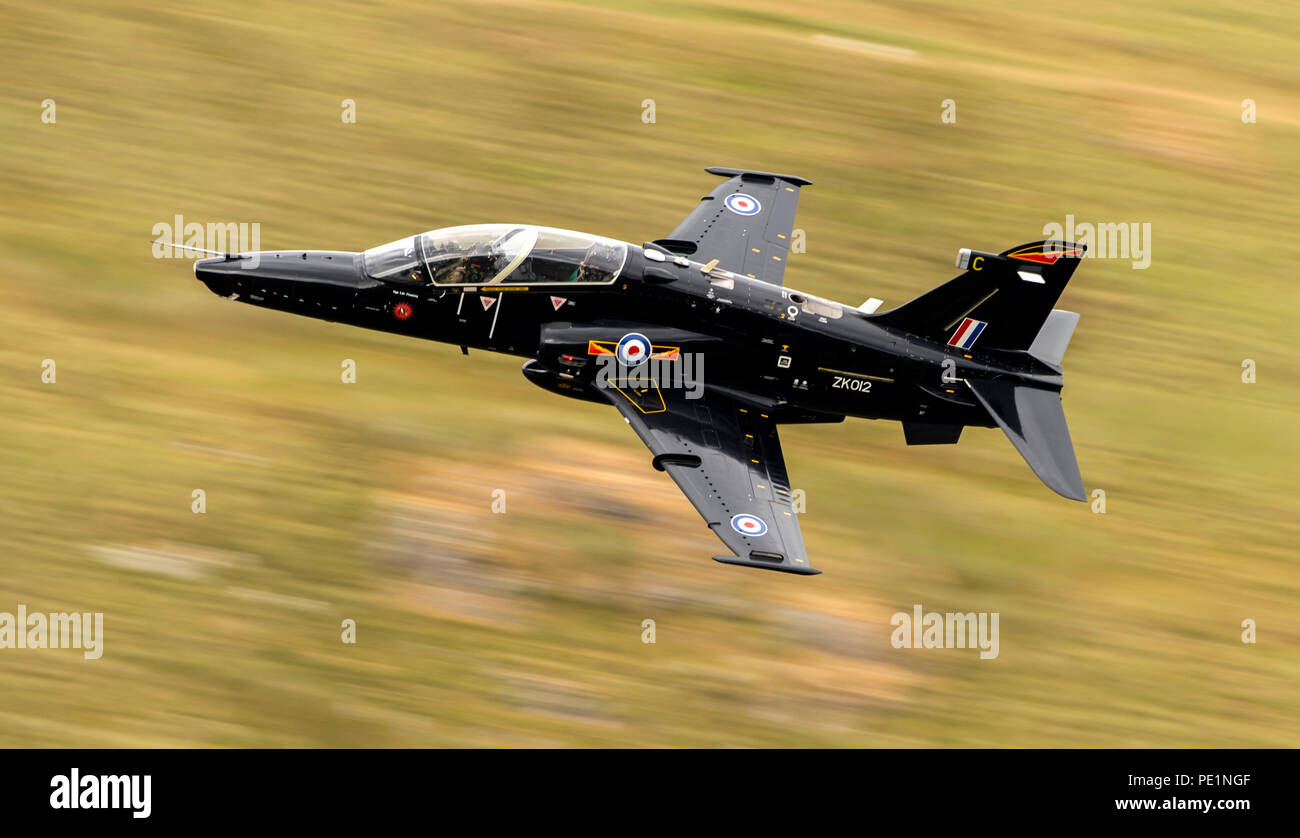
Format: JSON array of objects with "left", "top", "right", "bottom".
[{"left": 0, "top": 0, "right": 1296, "bottom": 746}]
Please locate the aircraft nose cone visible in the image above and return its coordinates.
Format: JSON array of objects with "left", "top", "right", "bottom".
[
  {"left": 194, "top": 256, "right": 242, "bottom": 296},
  {"left": 195, "top": 251, "right": 366, "bottom": 295}
]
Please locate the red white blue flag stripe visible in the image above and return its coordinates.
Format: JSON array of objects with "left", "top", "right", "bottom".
[{"left": 947, "top": 317, "right": 987, "bottom": 349}]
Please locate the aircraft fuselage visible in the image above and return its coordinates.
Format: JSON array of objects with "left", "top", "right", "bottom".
[{"left": 195, "top": 240, "right": 1060, "bottom": 433}]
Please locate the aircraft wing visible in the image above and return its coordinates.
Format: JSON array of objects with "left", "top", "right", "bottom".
[
  {"left": 661, "top": 167, "right": 811, "bottom": 287},
  {"left": 597, "top": 377, "right": 818, "bottom": 574}
]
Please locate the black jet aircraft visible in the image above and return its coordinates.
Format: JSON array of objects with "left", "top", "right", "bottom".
[{"left": 189, "top": 167, "right": 1089, "bottom": 575}]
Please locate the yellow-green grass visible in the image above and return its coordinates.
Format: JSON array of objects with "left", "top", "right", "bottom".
[{"left": 0, "top": 0, "right": 1295, "bottom": 746}]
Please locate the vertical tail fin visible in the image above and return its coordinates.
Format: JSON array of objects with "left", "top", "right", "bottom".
[
  {"left": 871, "top": 240, "right": 1086, "bottom": 353},
  {"left": 879, "top": 239, "right": 1089, "bottom": 500}
]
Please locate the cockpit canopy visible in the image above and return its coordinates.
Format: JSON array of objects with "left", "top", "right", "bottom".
[{"left": 362, "top": 224, "right": 628, "bottom": 287}]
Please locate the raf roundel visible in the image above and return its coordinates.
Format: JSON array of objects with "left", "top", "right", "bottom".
[
  {"left": 616, "top": 332, "right": 652, "bottom": 367},
  {"left": 724, "top": 193, "right": 762, "bottom": 216},
  {"left": 730, "top": 513, "right": 768, "bottom": 537}
]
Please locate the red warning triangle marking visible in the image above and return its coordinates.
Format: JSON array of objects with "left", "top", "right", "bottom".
[
  {"left": 550, "top": 296, "right": 567, "bottom": 311},
  {"left": 479, "top": 295, "right": 496, "bottom": 311}
]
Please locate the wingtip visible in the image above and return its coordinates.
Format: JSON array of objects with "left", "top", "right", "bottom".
[
  {"left": 712, "top": 556, "right": 822, "bottom": 575},
  {"left": 703, "top": 166, "right": 813, "bottom": 187}
]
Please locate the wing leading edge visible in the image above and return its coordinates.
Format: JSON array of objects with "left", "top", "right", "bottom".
[
  {"left": 660, "top": 167, "right": 811, "bottom": 287},
  {"left": 597, "top": 379, "right": 818, "bottom": 575}
]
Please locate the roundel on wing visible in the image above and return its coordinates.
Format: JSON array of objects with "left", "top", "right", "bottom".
[
  {"left": 724, "top": 193, "right": 761, "bottom": 216},
  {"left": 730, "top": 513, "right": 768, "bottom": 537},
  {"left": 616, "top": 332, "right": 652, "bottom": 366}
]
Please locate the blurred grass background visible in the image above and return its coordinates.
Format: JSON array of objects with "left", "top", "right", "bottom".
[{"left": 0, "top": 0, "right": 1296, "bottom": 746}]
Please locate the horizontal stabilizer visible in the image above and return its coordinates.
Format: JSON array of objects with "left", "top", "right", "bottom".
[
  {"left": 1027, "top": 309, "right": 1080, "bottom": 368},
  {"left": 967, "top": 379, "right": 1085, "bottom": 501}
]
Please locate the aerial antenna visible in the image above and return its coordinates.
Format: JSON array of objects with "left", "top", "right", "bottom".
[{"left": 150, "top": 239, "right": 244, "bottom": 260}]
